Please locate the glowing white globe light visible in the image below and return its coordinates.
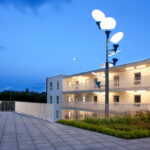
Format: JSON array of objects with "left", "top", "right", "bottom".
[
  {"left": 110, "top": 32, "right": 124, "bottom": 44},
  {"left": 92, "top": 9, "right": 105, "bottom": 22},
  {"left": 100, "top": 17, "right": 116, "bottom": 30}
]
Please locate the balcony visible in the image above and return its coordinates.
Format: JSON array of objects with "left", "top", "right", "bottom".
[
  {"left": 62, "top": 101, "right": 150, "bottom": 114},
  {"left": 63, "top": 76, "right": 150, "bottom": 93},
  {"left": 63, "top": 83, "right": 99, "bottom": 92}
]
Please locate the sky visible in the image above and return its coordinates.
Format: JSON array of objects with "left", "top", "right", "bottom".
[{"left": 0, "top": 0, "right": 149, "bottom": 92}]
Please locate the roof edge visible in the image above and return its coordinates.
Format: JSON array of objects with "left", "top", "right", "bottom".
[{"left": 63, "top": 58, "right": 150, "bottom": 78}]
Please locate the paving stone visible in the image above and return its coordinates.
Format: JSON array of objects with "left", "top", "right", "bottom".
[
  {"left": 72, "top": 144, "right": 93, "bottom": 150},
  {"left": 56, "top": 146, "right": 74, "bottom": 150},
  {"left": 0, "top": 112, "right": 150, "bottom": 150},
  {"left": 36, "top": 143, "right": 54, "bottom": 150},
  {"left": 19, "top": 144, "right": 36, "bottom": 150}
]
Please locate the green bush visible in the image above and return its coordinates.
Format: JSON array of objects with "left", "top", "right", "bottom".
[{"left": 57, "top": 112, "right": 150, "bottom": 139}]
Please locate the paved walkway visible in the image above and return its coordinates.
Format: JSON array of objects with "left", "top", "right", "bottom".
[{"left": 0, "top": 112, "right": 150, "bottom": 150}]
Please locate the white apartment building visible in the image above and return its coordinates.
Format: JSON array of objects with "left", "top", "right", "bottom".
[{"left": 46, "top": 58, "right": 150, "bottom": 121}]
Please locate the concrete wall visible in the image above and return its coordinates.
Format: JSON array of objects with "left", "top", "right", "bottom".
[
  {"left": 15, "top": 102, "right": 55, "bottom": 122},
  {"left": 46, "top": 75, "right": 65, "bottom": 121}
]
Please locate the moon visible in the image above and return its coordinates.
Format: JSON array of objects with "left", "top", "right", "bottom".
[{"left": 73, "top": 57, "right": 76, "bottom": 61}]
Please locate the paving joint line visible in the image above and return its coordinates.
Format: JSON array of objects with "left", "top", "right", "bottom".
[{"left": 20, "top": 113, "right": 38, "bottom": 150}]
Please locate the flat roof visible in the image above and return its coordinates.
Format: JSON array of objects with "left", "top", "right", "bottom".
[{"left": 63, "top": 58, "right": 150, "bottom": 78}]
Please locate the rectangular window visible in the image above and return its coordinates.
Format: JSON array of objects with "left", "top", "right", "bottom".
[
  {"left": 134, "top": 95, "right": 141, "bottom": 107},
  {"left": 75, "top": 96, "right": 78, "bottom": 102},
  {"left": 68, "top": 96, "right": 71, "bottom": 102},
  {"left": 50, "top": 96, "right": 52, "bottom": 104},
  {"left": 56, "top": 81, "right": 59, "bottom": 90},
  {"left": 114, "top": 96, "right": 119, "bottom": 103},
  {"left": 94, "top": 78, "right": 98, "bottom": 88},
  {"left": 134, "top": 73, "right": 141, "bottom": 85},
  {"left": 75, "top": 81, "right": 79, "bottom": 89},
  {"left": 94, "top": 96, "right": 97, "bottom": 102},
  {"left": 56, "top": 96, "right": 59, "bottom": 104},
  {"left": 56, "top": 110, "right": 59, "bottom": 119},
  {"left": 114, "top": 76, "right": 119, "bottom": 87},
  {"left": 50, "top": 82, "right": 53, "bottom": 90},
  {"left": 114, "top": 96, "right": 119, "bottom": 106},
  {"left": 83, "top": 96, "right": 86, "bottom": 102}
]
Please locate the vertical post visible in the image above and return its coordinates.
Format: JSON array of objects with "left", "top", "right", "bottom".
[{"left": 105, "top": 31, "right": 111, "bottom": 116}]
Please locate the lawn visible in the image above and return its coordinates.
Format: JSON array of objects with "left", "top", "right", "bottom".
[{"left": 57, "top": 112, "right": 150, "bottom": 139}]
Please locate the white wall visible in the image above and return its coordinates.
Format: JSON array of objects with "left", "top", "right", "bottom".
[
  {"left": 15, "top": 102, "right": 55, "bottom": 122},
  {"left": 46, "top": 75, "right": 65, "bottom": 121}
]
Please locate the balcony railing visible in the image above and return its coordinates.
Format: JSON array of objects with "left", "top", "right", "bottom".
[
  {"left": 62, "top": 102, "right": 150, "bottom": 114},
  {"left": 63, "top": 76, "right": 150, "bottom": 92}
]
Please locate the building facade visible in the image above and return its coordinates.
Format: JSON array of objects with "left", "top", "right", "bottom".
[{"left": 46, "top": 59, "right": 150, "bottom": 121}]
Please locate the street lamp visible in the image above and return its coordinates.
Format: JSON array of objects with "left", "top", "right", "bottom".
[
  {"left": 92, "top": 9, "right": 123, "bottom": 116},
  {"left": 110, "top": 32, "right": 124, "bottom": 44}
]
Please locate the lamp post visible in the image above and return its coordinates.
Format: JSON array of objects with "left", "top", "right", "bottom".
[
  {"left": 92, "top": 9, "right": 123, "bottom": 116},
  {"left": 105, "top": 30, "right": 110, "bottom": 116}
]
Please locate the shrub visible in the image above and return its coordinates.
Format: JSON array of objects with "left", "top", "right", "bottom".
[{"left": 57, "top": 112, "right": 150, "bottom": 139}]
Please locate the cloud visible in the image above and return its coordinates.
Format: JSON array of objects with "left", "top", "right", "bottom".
[
  {"left": 32, "top": 82, "right": 45, "bottom": 92},
  {"left": 0, "top": 0, "right": 71, "bottom": 12},
  {"left": 0, "top": 86, "right": 14, "bottom": 91}
]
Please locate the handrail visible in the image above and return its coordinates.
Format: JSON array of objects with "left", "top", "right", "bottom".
[{"left": 63, "top": 76, "right": 150, "bottom": 92}]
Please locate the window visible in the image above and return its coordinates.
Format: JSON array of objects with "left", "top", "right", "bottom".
[
  {"left": 114, "top": 76, "right": 119, "bottom": 87},
  {"left": 114, "top": 96, "right": 119, "bottom": 103},
  {"left": 75, "top": 81, "right": 79, "bottom": 89},
  {"left": 68, "top": 82, "right": 71, "bottom": 87},
  {"left": 50, "top": 96, "right": 52, "bottom": 104},
  {"left": 134, "top": 95, "right": 141, "bottom": 107},
  {"left": 68, "top": 96, "right": 71, "bottom": 102},
  {"left": 50, "top": 82, "right": 53, "bottom": 90},
  {"left": 75, "top": 96, "right": 78, "bottom": 102},
  {"left": 94, "top": 96, "right": 97, "bottom": 102},
  {"left": 94, "top": 78, "right": 98, "bottom": 88},
  {"left": 56, "top": 96, "right": 59, "bottom": 104},
  {"left": 134, "top": 73, "right": 141, "bottom": 85},
  {"left": 56, "top": 81, "right": 59, "bottom": 90},
  {"left": 56, "top": 110, "right": 59, "bottom": 119},
  {"left": 83, "top": 96, "right": 86, "bottom": 102}
]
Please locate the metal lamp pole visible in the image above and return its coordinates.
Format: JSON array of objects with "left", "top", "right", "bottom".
[
  {"left": 92, "top": 9, "right": 123, "bottom": 117},
  {"left": 105, "top": 31, "right": 111, "bottom": 116}
]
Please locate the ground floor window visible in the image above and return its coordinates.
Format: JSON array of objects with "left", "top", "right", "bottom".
[
  {"left": 134, "top": 95, "right": 141, "bottom": 107},
  {"left": 56, "top": 110, "right": 59, "bottom": 119},
  {"left": 68, "top": 96, "right": 71, "bottom": 102},
  {"left": 114, "top": 96, "right": 119, "bottom": 103},
  {"left": 94, "top": 96, "right": 97, "bottom": 102},
  {"left": 50, "top": 96, "right": 52, "bottom": 104}
]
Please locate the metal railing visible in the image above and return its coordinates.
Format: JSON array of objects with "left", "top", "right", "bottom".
[
  {"left": 62, "top": 102, "right": 150, "bottom": 114},
  {"left": 0, "top": 101, "right": 15, "bottom": 111},
  {"left": 63, "top": 76, "right": 150, "bottom": 92}
]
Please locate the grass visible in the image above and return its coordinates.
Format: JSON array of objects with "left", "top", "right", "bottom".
[{"left": 57, "top": 112, "right": 150, "bottom": 139}]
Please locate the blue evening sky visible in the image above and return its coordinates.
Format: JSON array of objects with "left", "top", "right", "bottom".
[{"left": 0, "top": 0, "right": 149, "bottom": 92}]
